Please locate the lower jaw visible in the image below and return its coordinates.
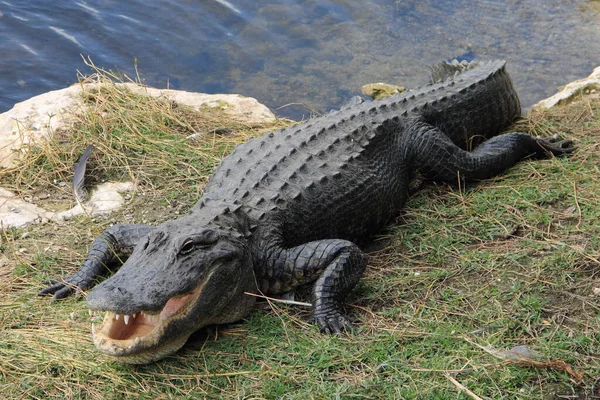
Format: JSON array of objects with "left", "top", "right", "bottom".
[{"left": 94, "top": 333, "right": 192, "bottom": 364}]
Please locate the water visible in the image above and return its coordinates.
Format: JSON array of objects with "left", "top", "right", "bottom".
[{"left": 1, "top": 0, "right": 599, "bottom": 120}]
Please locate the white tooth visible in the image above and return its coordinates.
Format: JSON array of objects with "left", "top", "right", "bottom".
[
  {"left": 124, "top": 315, "right": 130, "bottom": 325},
  {"left": 132, "top": 313, "right": 137, "bottom": 319},
  {"left": 88, "top": 309, "right": 92, "bottom": 316},
  {"left": 134, "top": 337, "right": 141, "bottom": 345},
  {"left": 115, "top": 314, "right": 120, "bottom": 321},
  {"left": 91, "top": 323, "right": 96, "bottom": 335}
]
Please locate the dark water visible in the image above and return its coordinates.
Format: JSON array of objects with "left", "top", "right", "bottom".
[{"left": 2, "top": 0, "right": 599, "bottom": 119}]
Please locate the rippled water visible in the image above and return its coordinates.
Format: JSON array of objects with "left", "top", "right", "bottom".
[{"left": 1, "top": 0, "right": 599, "bottom": 119}]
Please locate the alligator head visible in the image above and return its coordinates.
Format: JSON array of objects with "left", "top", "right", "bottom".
[{"left": 86, "top": 216, "right": 257, "bottom": 364}]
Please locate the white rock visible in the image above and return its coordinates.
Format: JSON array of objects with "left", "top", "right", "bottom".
[
  {"left": 0, "top": 188, "right": 52, "bottom": 227},
  {"left": 53, "top": 181, "right": 134, "bottom": 221},
  {"left": 0, "top": 82, "right": 275, "bottom": 168},
  {"left": 119, "top": 84, "right": 275, "bottom": 125},
  {"left": 531, "top": 66, "right": 600, "bottom": 111},
  {"left": 0, "top": 85, "right": 86, "bottom": 168},
  {"left": 0, "top": 182, "right": 134, "bottom": 228}
]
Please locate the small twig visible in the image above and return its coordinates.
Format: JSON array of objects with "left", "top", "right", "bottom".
[
  {"left": 463, "top": 337, "right": 584, "bottom": 382},
  {"left": 444, "top": 373, "right": 484, "bottom": 400},
  {"left": 244, "top": 292, "right": 312, "bottom": 307},
  {"left": 572, "top": 181, "right": 582, "bottom": 229},
  {"left": 468, "top": 324, "right": 504, "bottom": 335},
  {"left": 503, "top": 359, "right": 584, "bottom": 383},
  {"left": 411, "top": 367, "right": 474, "bottom": 373},
  {"left": 583, "top": 253, "right": 600, "bottom": 266}
]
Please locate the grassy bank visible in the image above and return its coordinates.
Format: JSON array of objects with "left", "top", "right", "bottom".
[{"left": 1, "top": 73, "right": 599, "bottom": 399}]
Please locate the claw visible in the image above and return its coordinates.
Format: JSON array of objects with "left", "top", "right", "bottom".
[
  {"left": 39, "top": 275, "right": 82, "bottom": 301},
  {"left": 313, "top": 311, "right": 353, "bottom": 335},
  {"left": 39, "top": 281, "right": 77, "bottom": 301},
  {"left": 52, "top": 286, "right": 76, "bottom": 301},
  {"left": 536, "top": 135, "right": 577, "bottom": 156},
  {"left": 38, "top": 282, "right": 65, "bottom": 296},
  {"left": 559, "top": 140, "right": 574, "bottom": 148}
]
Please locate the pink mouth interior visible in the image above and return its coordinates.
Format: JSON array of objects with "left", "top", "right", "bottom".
[
  {"left": 161, "top": 291, "right": 196, "bottom": 318},
  {"left": 103, "top": 289, "right": 198, "bottom": 341}
]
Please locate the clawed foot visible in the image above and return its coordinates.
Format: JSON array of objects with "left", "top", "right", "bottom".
[
  {"left": 536, "top": 134, "right": 577, "bottom": 156},
  {"left": 38, "top": 274, "right": 86, "bottom": 301},
  {"left": 312, "top": 307, "right": 353, "bottom": 335}
]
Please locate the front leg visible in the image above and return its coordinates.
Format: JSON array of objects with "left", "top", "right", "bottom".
[
  {"left": 261, "top": 239, "right": 368, "bottom": 334},
  {"left": 39, "top": 224, "right": 152, "bottom": 300}
]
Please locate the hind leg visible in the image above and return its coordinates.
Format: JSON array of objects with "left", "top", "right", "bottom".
[{"left": 406, "top": 121, "right": 575, "bottom": 182}]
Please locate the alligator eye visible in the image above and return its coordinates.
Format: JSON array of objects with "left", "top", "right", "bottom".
[
  {"left": 178, "top": 229, "right": 219, "bottom": 256},
  {"left": 179, "top": 240, "right": 196, "bottom": 255}
]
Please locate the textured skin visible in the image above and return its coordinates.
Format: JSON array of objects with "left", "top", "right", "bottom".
[{"left": 40, "top": 60, "right": 575, "bottom": 360}]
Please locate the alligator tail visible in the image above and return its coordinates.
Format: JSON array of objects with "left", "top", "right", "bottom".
[{"left": 429, "top": 59, "right": 481, "bottom": 83}]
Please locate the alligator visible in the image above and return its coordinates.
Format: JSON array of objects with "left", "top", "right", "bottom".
[{"left": 40, "top": 60, "right": 575, "bottom": 364}]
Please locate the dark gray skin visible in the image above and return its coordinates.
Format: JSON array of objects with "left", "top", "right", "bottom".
[{"left": 40, "top": 60, "right": 575, "bottom": 363}]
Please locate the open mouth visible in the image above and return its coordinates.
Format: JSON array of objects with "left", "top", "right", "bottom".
[{"left": 90, "top": 284, "right": 202, "bottom": 362}]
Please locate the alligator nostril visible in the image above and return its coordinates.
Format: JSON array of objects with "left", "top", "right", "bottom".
[{"left": 112, "top": 287, "right": 126, "bottom": 295}]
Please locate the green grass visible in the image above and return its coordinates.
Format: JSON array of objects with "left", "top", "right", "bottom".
[{"left": 1, "top": 69, "right": 600, "bottom": 399}]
